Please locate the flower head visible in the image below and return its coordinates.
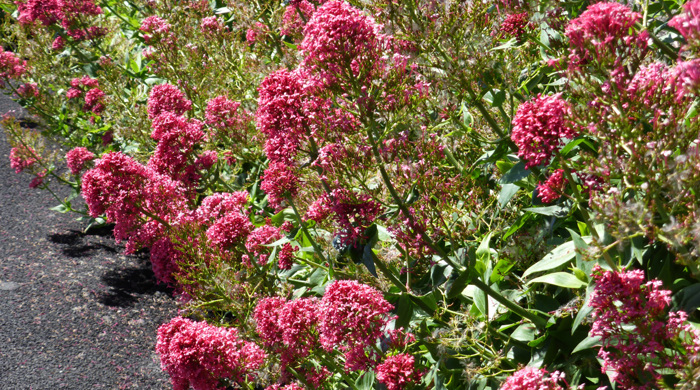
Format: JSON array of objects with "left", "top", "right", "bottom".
[
  {"left": 589, "top": 266, "right": 700, "bottom": 389},
  {"left": 9, "top": 145, "right": 38, "bottom": 173},
  {"left": 83, "top": 88, "right": 105, "bottom": 114},
  {"left": 147, "top": 84, "right": 192, "bottom": 120},
  {"left": 318, "top": 280, "right": 393, "bottom": 351},
  {"left": 206, "top": 211, "right": 253, "bottom": 250},
  {"left": 300, "top": 0, "right": 384, "bottom": 84},
  {"left": 670, "top": 0, "right": 700, "bottom": 49},
  {"left": 65, "top": 147, "right": 95, "bottom": 175},
  {"left": 0, "top": 48, "right": 27, "bottom": 86},
  {"left": 499, "top": 367, "right": 564, "bottom": 390},
  {"left": 511, "top": 94, "right": 576, "bottom": 168},
  {"left": 499, "top": 12, "right": 531, "bottom": 40},
  {"left": 156, "top": 317, "right": 266, "bottom": 390},
  {"left": 260, "top": 162, "right": 300, "bottom": 210},
  {"left": 376, "top": 354, "right": 423, "bottom": 390},
  {"left": 141, "top": 15, "right": 172, "bottom": 43},
  {"left": 537, "top": 169, "right": 567, "bottom": 204},
  {"left": 565, "top": 2, "right": 646, "bottom": 70},
  {"left": 16, "top": 82, "right": 39, "bottom": 98}
]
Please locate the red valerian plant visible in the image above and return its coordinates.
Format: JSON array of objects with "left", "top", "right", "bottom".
[{"left": 6, "top": 0, "right": 700, "bottom": 388}]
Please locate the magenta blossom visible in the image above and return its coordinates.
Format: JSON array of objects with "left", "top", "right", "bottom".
[
  {"left": 65, "top": 147, "right": 95, "bottom": 175},
  {"left": 537, "top": 169, "right": 567, "bottom": 204},
  {"left": 9, "top": 145, "right": 38, "bottom": 173},
  {"left": 376, "top": 353, "right": 423, "bottom": 390},
  {"left": 511, "top": 94, "right": 576, "bottom": 168},
  {"left": 156, "top": 317, "right": 266, "bottom": 390},
  {"left": 499, "top": 367, "right": 564, "bottom": 390},
  {"left": 147, "top": 84, "right": 192, "bottom": 119}
]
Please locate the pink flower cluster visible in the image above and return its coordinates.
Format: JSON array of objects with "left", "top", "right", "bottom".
[
  {"left": 0, "top": 47, "right": 27, "bottom": 87},
  {"left": 499, "top": 12, "right": 531, "bottom": 40},
  {"left": 200, "top": 16, "right": 224, "bottom": 35},
  {"left": 204, "top": 95, "right": 249, "bottom": 141},
  {"left": 565, "top": 2, "right": 647, "bottom": 70},
  {"left": 195, "top": 192, "right": 249, "bottom": 222},
  {"left": 256, "top": 68, "right": 319, "bottom": 164},
  {"left": 254, "top": 296, "right": 320, "bottom": 367},
  {"left": 300, "top": 0, "right": 384, "bottom": 84},
  {"left": 319, "top": 280, "right": 394, "bottom": 364},
  {"left": 206, "top": 211, "right": 254, "bottom": 250},
  {"left": 627, "top": 62, "right": 673, "bottom": 108},
  {"left": 589, "top": 266, "right": 700, "bottom": 389},
  {"left": 149, "top": 237, "right": 183, "bottom": 286},
  {"left": 537, "top": 169, "right": 567, "bottom": 204},
  {"left": 81, "top": 151, "right": 187, "bottom": 253},
  {"left": 147, "top": 112, "right": 205, "bottom": 184},
  {"left": 499, "top": 367, "right": 564, "bottom": 390},
  {"left": 670, "top": 0, "right": 700, "bottom": 48},
  {"left": 254, "top": 280, "right": 394, "bottom": 377},
  {"left": 65, "top": 146, "right": 95, "bottom": 175},
  {"left": 156, "top": 317, "right": 266, "bottom": 390},
  {"left": 16, "top": 82, "right": 39, "bottom": 99},
  {"left": 511, "top": 94, "right": 576, "bottom": 168},
  {"left": 147, "top": 84, "right": 192, "bottom": 120},
  {"left": 16, "top": 0, "right": 104, "bottom": 41},
  {"left": 9, "top": 145, "right": 38, "bottom": 173},
  {"left": 260, "top": 162, "right": 300, "bottom": 210},
  {"left": 140, "top": 15, "right": 173, "bottom": 44},
  {"left": 66, "top": 76, "right": 105, "bottom": 114},
  {"left": 281, "top": 1, "right": 317, "bottom": 37},
  {"left": 376, "top": 353, "right": 423, "bottom": 390},
  {"left": 246, "top": 22, "right": 267, "bottom": 45}
]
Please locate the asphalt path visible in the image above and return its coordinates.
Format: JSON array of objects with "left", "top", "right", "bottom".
[{"left": 0, "top": 91, "right": 178, "bottom": 389}]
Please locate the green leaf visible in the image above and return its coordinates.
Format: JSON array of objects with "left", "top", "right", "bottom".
[
  {"left": 362, "top": 248, "right": 378, "bottom": 277},
  {"left": 491, "top": 257, "right": 516, "bottom": 283},
  {"left": 491, "top": 38, "right": 518, "bottom": 51},
  {"left": 500, "top": 161, "right": 531, "bottom": 184},
  {"left": 527, "top": 272, "right": 587, "bottom": 289},
  {"left": 560, "top": 138, "right": 587, "bottom": 156},
  {"left": 498, "top": 183, "right": 520, "bottom": 208},
  {"left": 523, "top": 238, "right": 593, "bottom": 279},
  {"left": 446, "top": 269, "right": 473, "bottom": 299},
  {"left": 282, "top": 41, "right": 297, "bottom": 50},
  {"left": 395, "top": 294, "right": 414, "bottom": 329},
  {"left": 355, "top": 371, "right": 375, "bottom": 390},
  {"left": 523, "top": 204, "right": 570, "bottom": 217},
  {"left": 474, "top": 287, "right": 488, "bottom": 319},
  {"left": 511, "top": 323, "right": 537, "bottom": 342},
  {"left": 503, "top": 213, "right": 534, "bottom": 240},
  {"left": 461, "top": 102, "right": 473, "bottom": 128},
  {"left": 572, "top": 284, "right": 595, "bottom": 334},
  {"left": 55, "top": 204, "right": 70, "bottom": 213},
  {"left": 269, "top": 208, "right": 295, "bottom": 224},
  {"left": 566, "top": 228, "right": 591, "bottom": 273},
  {"left": 572, "top": 335, "right": 601, "bottom": 354}
]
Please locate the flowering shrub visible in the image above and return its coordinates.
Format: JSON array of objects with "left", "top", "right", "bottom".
[{"left": 3, "top": 0, "right": 700, "bottom": 389}]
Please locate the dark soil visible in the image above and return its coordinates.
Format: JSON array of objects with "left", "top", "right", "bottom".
[{"left": 0, "top": 92, "right": 178, "bottom": 389}]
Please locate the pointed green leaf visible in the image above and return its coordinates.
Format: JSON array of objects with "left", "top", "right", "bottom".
[{"left": 527, "top": 272, "right": 587, "bottom": 289}]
